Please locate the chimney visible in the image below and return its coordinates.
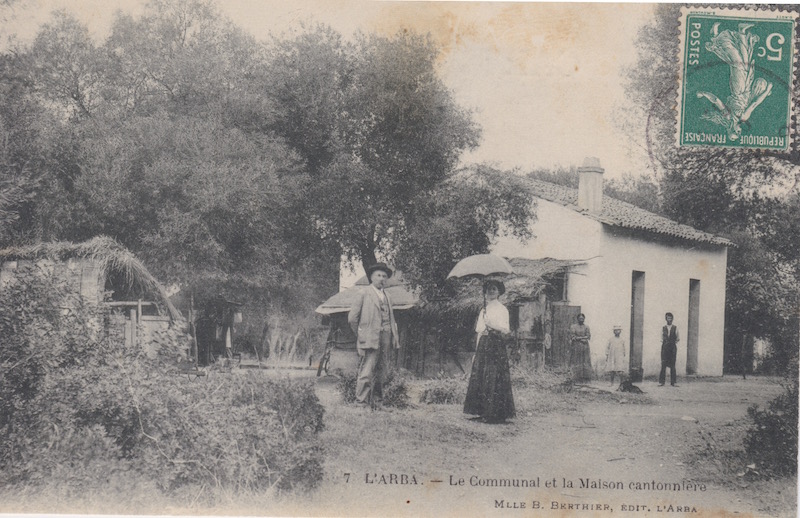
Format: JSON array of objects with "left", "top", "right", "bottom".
[{"left": 577, "top": 157, "right": 604, "bottom": 213}]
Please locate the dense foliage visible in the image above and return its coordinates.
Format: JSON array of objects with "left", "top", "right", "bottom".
[
  {"left": 0, "top": 263, "right": 326, "bottom": 502},
  {"left": 622, "top": 4, "right": 800, "bottom": 373},
  {"left": 744, "top": 373, "right": 799, "bottom": 477},
  {"left": 0, "top": 0, "right": 536, "bottom": 318},
  {"left": 396, "top": 164, "right": 535, "bottom": 292},
  {"left": 265, "top": 27, "right": 481, "bottom": 268},
  {"left": 0, "top": 2, "right": 335, "bottom": 315}
]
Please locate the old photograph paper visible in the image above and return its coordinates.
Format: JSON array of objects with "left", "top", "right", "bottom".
[{"left": 0, "top": 1, "right": 798, "bottom": 518}]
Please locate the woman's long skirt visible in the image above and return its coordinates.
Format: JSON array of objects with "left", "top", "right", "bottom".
[
  {"left": 570, "top": 340, "right": 593, "bottom": 381},
  {"left": 464, "top": 333, "right": 516, "bottom": 422}
]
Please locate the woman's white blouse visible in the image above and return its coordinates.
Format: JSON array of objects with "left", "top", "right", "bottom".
[{"left": 475, "top": 299, "right": 511, "bottom": 335}]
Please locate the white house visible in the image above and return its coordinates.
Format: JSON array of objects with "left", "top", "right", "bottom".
[{"left": 494, "top": 157, "right": 730, "bottom": 378}]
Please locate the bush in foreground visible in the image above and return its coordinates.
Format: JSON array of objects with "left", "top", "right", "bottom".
[
  {"left": 0, "top": 271, "right": 326, "bottom": 504},
  {"left": 335, "top": 369, "right": 409, "bottom": 409},
  {"left": 744, "top": 374, "right": 798, "bottom": 477},
  {"left": 3, "top": 354, "right": 326, "bottom": 499},
  {"left": 419, "top": 376, "right": 466, "bottom": 405}
]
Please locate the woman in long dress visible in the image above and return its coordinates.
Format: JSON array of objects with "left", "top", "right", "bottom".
[
  {"left": 464, "top": 280, "right": 515, "bottom": 423},
  {"left": 569, "top": 313, "right": 592, "bottom": 381}
]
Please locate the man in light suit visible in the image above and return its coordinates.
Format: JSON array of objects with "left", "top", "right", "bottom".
[{"left": 348, "top": 263, "right": 400, "bottom": 405}]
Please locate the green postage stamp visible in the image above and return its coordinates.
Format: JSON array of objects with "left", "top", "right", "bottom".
[{"left": 677, "top": 7, "right": 798, "bottom": 150}]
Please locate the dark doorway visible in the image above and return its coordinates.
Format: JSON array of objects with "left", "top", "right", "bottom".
[
  {"left": 629, "top": 271, "right": 645, "bottom": 381},
  {"left": 687, "top": 279, "right": 701, "bottom": 374}
]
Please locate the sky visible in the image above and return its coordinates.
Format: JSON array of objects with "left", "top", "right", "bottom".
[{"left": 1, "top": 0, "right": 657, "bottom": 179}]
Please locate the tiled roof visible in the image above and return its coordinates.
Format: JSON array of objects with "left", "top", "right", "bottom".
[{"left": 527, "top": 179, "right": 732, "bottom": 247}]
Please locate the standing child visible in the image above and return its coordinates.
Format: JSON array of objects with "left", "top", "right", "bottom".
[{"left": 605, "top": 324, "right": 627, "bottom": 386}]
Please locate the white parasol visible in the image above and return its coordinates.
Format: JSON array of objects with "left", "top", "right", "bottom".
[{"left": 446, "top": 254, "right": 514, "bottom": 279}]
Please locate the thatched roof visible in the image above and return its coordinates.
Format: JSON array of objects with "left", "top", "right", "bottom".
[
  {"left": 504, "top": 257, "right": 580, "bottom": 301},
  {"left": 316, "top": 271, "right": 417, "bottom": 315},
  {"left": 0, "top": 236, "right": 181, "bottom": 321},
  {"left": 418, "top": 257, "right": 582, "bottom": 319}
]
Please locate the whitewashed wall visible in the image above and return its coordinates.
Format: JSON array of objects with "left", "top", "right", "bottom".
[
  {"left": 493, "top": 199, "right": 602, "bottom": 261},
  {"left": 592, "top": 229, "right": 727, "bottom": 376},
  {"left": 492, "top": 199, "right": 728, "bottom": 377}
]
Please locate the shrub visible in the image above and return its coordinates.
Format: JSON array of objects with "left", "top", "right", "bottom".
[
  {"left": 743, "top": 375, "right": 798, "bottom": 477},
  {"left": 335, "top": 368, "right": 409, "bottom": 409},
  {"left": 0, "top": 264, "right": 108, "bottom": 452},
  {"left": 335, "top": 370, "right": 358, "bottom": 404},
  {"left": 381, "top": 371, "right": 410, "bottom": 409},
  {"left": 4, "top": 355, "right": 326, "bottom": 496},
  {"left": 133, "top": 370, "right": 325, "bottom": 493},
  {"left": 0, "top": 264, "right": 326, "bottom": 501},
  {"left": 419, "top": 376, "right": 466, "bottom": 405}
]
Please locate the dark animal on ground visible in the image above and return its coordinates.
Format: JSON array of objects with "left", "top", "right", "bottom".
[{"left": 618, "top": 380, "right": 644, "bottom": 394}]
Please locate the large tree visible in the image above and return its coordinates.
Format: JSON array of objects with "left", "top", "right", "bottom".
[
  {"left": 5, "top": 1, "right": 536, "bottom": 313},
  {"left": 396, "top": 164, "right": 534, "bottom": 291},
  {"left": 4, "top": 1, "right": 337, "bottom": 313},
  {"left": 265, "top": 27, "right": 497, "bottom": 274},
  {"left": 623, "top": 4, "right": 800, "bottom": 371}
]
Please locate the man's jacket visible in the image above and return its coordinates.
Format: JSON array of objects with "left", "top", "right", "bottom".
[{"left": 348, "top": 286, "right": 400, "bottom": 351}]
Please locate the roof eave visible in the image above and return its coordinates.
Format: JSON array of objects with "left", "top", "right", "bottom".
[{"left": 598, "top": 221, "right": 733, "bottom": 248}]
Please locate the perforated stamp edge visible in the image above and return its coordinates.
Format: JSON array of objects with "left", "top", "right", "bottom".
[{"left": 676, "top": 6, "right": 799, "bottom": 152}]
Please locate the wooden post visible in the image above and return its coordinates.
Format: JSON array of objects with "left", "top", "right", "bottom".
[
  {"left": 129, "top": 308, "right": 137, "bottom": 348},
  {"left": 257, "top": 322, "right": 269, "bottom": 364},
  {"left": 190, "top": 294, "right": 198, "bottom": 366},
  {"left": 741, "top": 334, "right": 747, "bottom": 380},
  {"left": 397, "top": 320, "right": 406, "bottom": 370}
]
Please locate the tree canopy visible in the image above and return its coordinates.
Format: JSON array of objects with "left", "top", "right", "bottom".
[
  {"left": 264, "top": 26, "right": 485, "bottom": 269},
  {"left": 0, "top": 0, "right": 536, "bottom": 315},
  {"left": 623, "top": 4, "right": 800, "bottom": 371}
]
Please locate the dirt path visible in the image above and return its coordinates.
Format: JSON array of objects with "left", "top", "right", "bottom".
[
  {"left": 267, "top": 376, "right": 791, "bottom": 518},
  {"left": 458, "top": 379, "right": 783, "bottom": 517}
]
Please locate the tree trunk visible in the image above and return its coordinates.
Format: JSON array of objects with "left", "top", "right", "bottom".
[
  {"left": 358, "top": 245, "right": 378, "bottom": 276},
  {"left": 257, "top": 321, "right": 269, "bottom": 363},
  {"left": 741, "top": 334, "right": 747, "bottom": 380}
]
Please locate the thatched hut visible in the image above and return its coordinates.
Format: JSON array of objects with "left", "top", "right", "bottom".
[{"left": 0, "top": 236, "right": 182, "bottom": 349}]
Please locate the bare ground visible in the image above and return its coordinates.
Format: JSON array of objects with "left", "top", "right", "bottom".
[
  {"left": 1, "top": 372, "right": 794, "bottom": 517},
  {"left": 266, "top": 374, "right": 795, "bottom": 518}
]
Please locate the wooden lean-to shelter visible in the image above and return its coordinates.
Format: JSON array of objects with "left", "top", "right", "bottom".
[
  {"left": 408, "top": 257, "right": 583, "bottom": 376},
  {"left": 0, "top": 236, "right": 182, "bottom": 351}
]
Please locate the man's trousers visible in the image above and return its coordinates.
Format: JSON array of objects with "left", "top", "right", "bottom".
[
  {"left": 355, "top": 330, "right": 392, "bottom": 404},
  {"left": 659, "top": 345, "right": 677, "bottom": 385}
]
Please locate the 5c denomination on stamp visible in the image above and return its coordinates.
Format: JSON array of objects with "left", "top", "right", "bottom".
[{"left": 677, "top": 7, "right": 798, "bottom": 150}]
